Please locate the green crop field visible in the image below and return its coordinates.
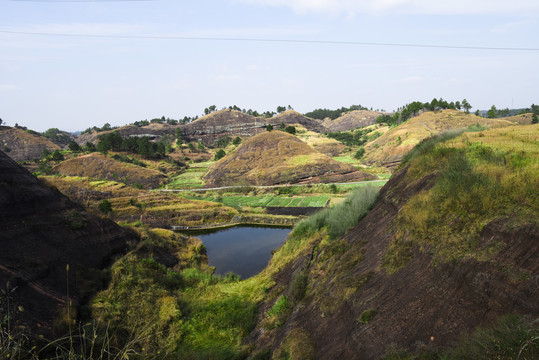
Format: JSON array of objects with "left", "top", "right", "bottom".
[{"left": 186, "top": 195, "right": 330, "bottom": 208}]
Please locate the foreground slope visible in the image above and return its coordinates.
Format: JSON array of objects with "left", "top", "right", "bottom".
[
  {"left": 203, "top": 131, "right": 373, "bottom": 187},
  {"left": 247, "top": 125, "right": 538, "bottom": 359},
  {"left": 362, "top": 109, "right": 516, "bottom": 169},
  {"left": 0, "top": 150, "right": 136, "bottom": 337}
]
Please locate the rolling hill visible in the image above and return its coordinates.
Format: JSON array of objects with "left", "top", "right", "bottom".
[
  {"left": 362, "top": 109, "right": 517, "bottom": 169},
  {"left": 203, "top": 131, "right": 373, "bottom": 187},
  {"left": 320, "top": 109, "right": 388, "bottom": 132},
  {"left": 0, "top": 126, "right": 61, "bottom": 161}
]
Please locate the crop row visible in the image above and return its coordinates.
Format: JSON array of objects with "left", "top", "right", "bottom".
[{"left": 191, "top": 196, "right": 329, "bottom": 208}]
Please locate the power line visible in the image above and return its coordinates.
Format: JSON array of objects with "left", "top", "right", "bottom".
[{"left": 1, "top": 29, "right": 538, "bottom": 51}]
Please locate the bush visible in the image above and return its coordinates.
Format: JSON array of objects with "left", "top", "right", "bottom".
[
  {"left": 354, "top": 147, "right": 365, "bottom": 159},
  {"left": 214, "top": 149, "right": 226, "bottom": 160},
  {"left": 98, "top": 199, "right": 112, "bottom": 214}
]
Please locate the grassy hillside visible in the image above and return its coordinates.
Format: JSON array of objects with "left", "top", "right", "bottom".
[
  {"left": 362, "top": 109, "right": 516, "bottom": 169},
  {"left": 203, "top": 131, "right": 372, "bottom": 187},
  {"left": 246, "top": 124, "right": 538, "bottom": 359},
  {"left": 52, "top": 153, "right": 169, "bottom": 189}
]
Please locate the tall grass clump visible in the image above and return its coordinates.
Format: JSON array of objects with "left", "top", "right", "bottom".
[{"left": 292, "top": 186, "right": 379, "bottom": 240}]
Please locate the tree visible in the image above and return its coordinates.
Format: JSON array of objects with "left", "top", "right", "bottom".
[
  {"left": 214, "top": 149, "right": 226, "bottom": 160},
  {"left": 284, "top": 126, "right": 296, "bottom": 135},
  {"left": 455, "top": 101, "right": 462, "bottom": 110},
  {"left": 266, "top": 124, "right": 273, "bottom": 131},
  {"left": 98, "top": 199, "right": 113, "bottom": 214},
  {"left": 354, "top": 147, "right": 365, "bottom": 159},
  {"left": 51, "top": 150, "right": 64, "bottom": 162},
  {"left": 85, "top": 142, "right": 96, "bottom": 152},
  {"left": 276, "top": 106, "right": 286, "bottom": 114},
  {"left": 68, "top": 141, "right": 82, "bottom": 152},
  {"left": 232, "top": 136, "right": 242, "bottom": 145},
  {"left": 462, "top": 99, "right": 472, "bottom": 113},
  {"left": 487, "top": 105, "right": 498, "bottom": 118},
  {"left": 0, "top": 118, "right": 3, "bottom": 126},
  {"left": 532, "top": 113, "right": 538, "bottom": 124}
]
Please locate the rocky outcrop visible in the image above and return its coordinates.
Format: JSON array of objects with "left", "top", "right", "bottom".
[
  {"left": 321, "top": 110, "right": 388, "bottom": 132},
  {"left": 0, "top": 150, "right": 137, "bottom": 337},
  {"left": 268, "top": 110, "right": 328, "bottom": 133},
  {"left": 0, "top": 126, "right": 60, "bottom": 161}
]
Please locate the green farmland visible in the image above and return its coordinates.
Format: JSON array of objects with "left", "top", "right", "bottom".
[{"left": 187, "top": 195, "right": 330, "bottom": 208}]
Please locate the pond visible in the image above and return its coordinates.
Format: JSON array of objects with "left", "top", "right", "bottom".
[{"left": 187, "top": 226, "right": 291, "bottom": 279}]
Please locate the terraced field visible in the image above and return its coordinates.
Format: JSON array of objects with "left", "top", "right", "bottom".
[
  {"left": 167, "top": 161, "right": 214, "bottom": 189},
  {"left": 187, "top": 195, "right": 330, "bottom": 208}
]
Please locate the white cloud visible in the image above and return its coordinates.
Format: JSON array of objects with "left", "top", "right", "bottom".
[{"left": 236, "top": 0, "right": 539, "bottom": 15}]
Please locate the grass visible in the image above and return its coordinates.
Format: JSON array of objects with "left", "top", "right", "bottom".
[
  {"left": 292, "top": 186, "right": 380, "bottom": 240},
  {"left": 186, "top": 195, "right": 331, "bottom": 209},
  {"left": 383, "top": 125, "right": 538, "bottom": 272}
]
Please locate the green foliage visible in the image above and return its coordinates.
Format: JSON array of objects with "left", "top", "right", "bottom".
[
  {"left": 68, "top": 141, "right": 82, "bottom": 152},
  {"left": 304, "top": 104, "right": 368, "bottom": 120},
  {"left": 51, "top": 150, "right": 64, "bottom": 162},
  {"left": 215, "top": 149, "right": 226, "bottom": 160},
  {"left": 266, "top": 124, "right": 273, "bottom": 132},
  {"left": 98, "top": 199, "right": 112, "bottom": 214},
  {"left": 292, "top": 186, "right": 379, "bottom": 240},
  {"left": 232, "top": 136, "right": 242, "bottom": 145},
  {"left": 358, "top": 308, "right": 378, "bottom": 324},
  {"left": 354, "top": 147, "right": 365, "bottom": 159},
  {"left": 532, "top": 113, "right": 538, "bottom": 124},
  {"left": 487, "top": 105, "right": 498, "bottom": 118},
  {"left": 215, "top": 136, "right": 232, "bottom": 148},
  {"left": 284, "top": 126, "right": 296, "bottom": 135},
  {"left": 84, "top": 142, "right": 96, "bottom": 152}
]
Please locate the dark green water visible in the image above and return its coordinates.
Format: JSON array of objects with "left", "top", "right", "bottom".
[{"left": 189, "top": 226, "right": 291, "bottom": 279}]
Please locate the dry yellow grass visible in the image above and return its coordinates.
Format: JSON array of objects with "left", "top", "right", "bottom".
[
  {"left": 203, "top": 131, "right": 360, "bottom": 186},
  {"left": 362, "top": 109, "right": 516, "bottom": 169},
  {"left": 52, "top": 153, "right": 167, "bottom": 188}
]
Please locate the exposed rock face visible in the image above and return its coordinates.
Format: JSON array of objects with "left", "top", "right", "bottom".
[
  {"left": 321, "top": 110, "right": 388, "bottom": 132},
  {"left": 203, "top": 131, "right": 373, "bottom": 187},
  {"left": 268, "top": 110, "right": 328, "bottom": 133},
  {"left": 0, "top": 126, "right": 60, "bottom": 161},
  {"left": 247, "top": 153, "right": 538, "bottom": 359},
  {"left": 75, "top": 123, "right": 176, "bottom": 146},
  {"left": 0, "top": 150, "right": 136, "bottom": 337},
  {"left": 76, "top": 110, "right": 329, "bottom": 147}
]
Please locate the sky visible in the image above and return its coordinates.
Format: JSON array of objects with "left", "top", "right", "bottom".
[{"left": 1, "top": 0, "right": 538, "bottom": 132}]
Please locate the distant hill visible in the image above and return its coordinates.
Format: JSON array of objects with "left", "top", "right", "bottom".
[
  {"left": 0, "top": 149, "right": 136, "bottom": 337},
  {"left": 321, "top": 110, "right": 388, "bottom": 132},
  {"left": 268, "top": 110, "right": 327, "bottom": 133},
  {"left": 362, "top": 109, "right": 516, "bottom": 169},
  {"left": 203, "top": 131, "right": 373, "bottom": 187},
  {"left": 0, "top": 126, "right": 60, "bottom": 161},
  {"left": 76, "top": 122, "right": 175, "bottom": 146},
  {"left": 52, "top": 153, "right": 168, "bottom": 189}
]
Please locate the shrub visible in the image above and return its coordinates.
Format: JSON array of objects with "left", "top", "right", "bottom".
[
  {"left": 214, "top": 149, "right": 226, "bottom": 160},
  {"left": 98, "top": 199, "right": 112, "bottom": 214},
  {"left": 354, "top": 147, "right": 365, "bottom": 159}
]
